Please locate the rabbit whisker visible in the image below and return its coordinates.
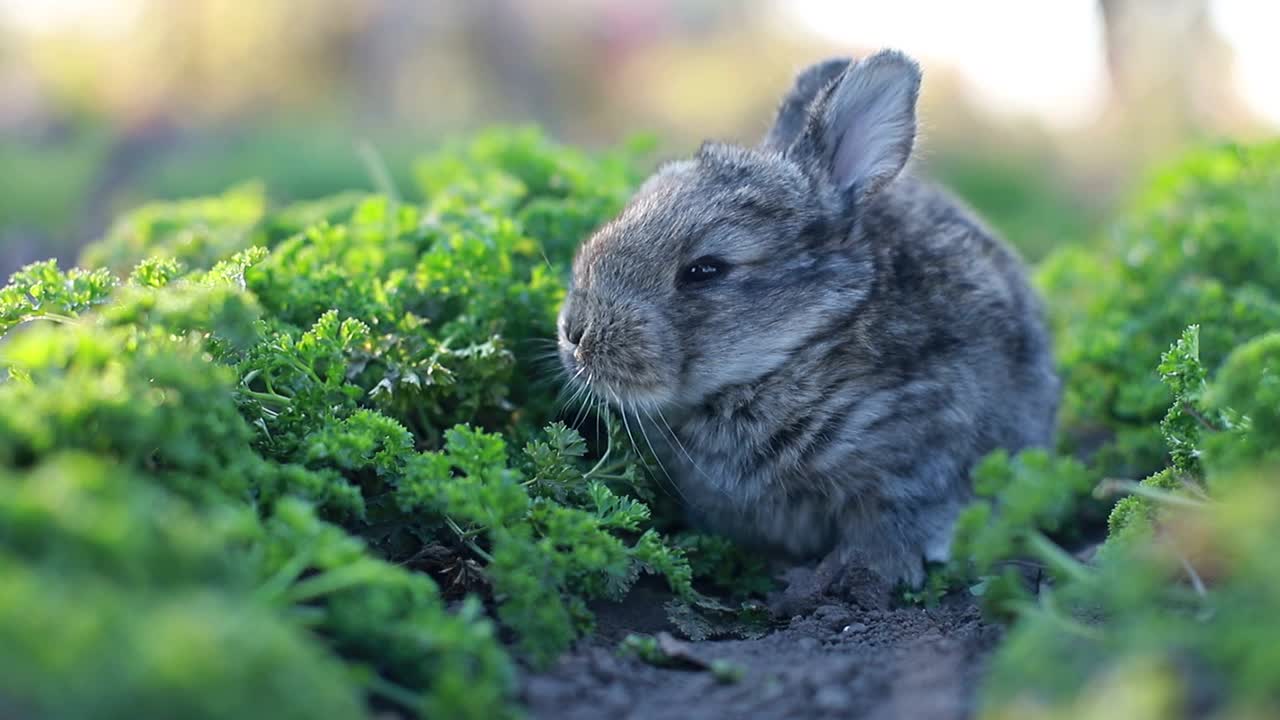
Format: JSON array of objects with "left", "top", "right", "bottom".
[
  {"left": 612, "top": 390, "right": 639, "bottom": 455},
  {"left": 569, "top": 382, "right": 596, "bottom": 430},
  {"left": 594, "top": 394, "right": 603, "bottom": 449},
  {"left": 556, "top": 366, "right": 588, "bottom": 415},
  {"left": 649, "top": 401, "right": 732, "bottom": 501},
  {"left": 634, "top": 401, "right": 690, "bottom": 505}
]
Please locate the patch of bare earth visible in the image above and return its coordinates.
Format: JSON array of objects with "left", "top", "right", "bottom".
[{"left": 522, "top": 585, "right": 999, "bottom": 720}]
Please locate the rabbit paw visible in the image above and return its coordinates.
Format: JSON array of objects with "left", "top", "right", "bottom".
[
  {"left": 767, "top": 551, "right": 847, "bottom": 618},
  {"left": 768, "top": 549, "right": 899, "bottom": 618},
  {"left": 767, "top": 568, "right": 826, "bottom": 619}
]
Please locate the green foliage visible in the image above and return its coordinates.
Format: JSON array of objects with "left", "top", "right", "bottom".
[
  {"left": 1201, "top": 331, "right": 1280, "bottom": 475},
  {"left": 617, "top": 631, "right": 745, "bottom": 682},
  {"left": 1, "top": 565, "right": 370, "bottom": 720},
  {"left": 0, "top": 454, "right": 367, "bottom": 720},
  {"left": 958, "top": 140, "right": 1280, "bottom": 719},
  {"left": 954, "top": 451, "right": 1093, "bottom": 578},
  {"left": 1038, "top": 141, "right": 1280, "bottom": 477},
  {"left": 81, "top": 183, "right": 268, "bottom": 273},
  {"left": 16, "top": 121, "right": 1278, "bottom": 719},
  {"left": 618, "top": 633, "right": 668, "bottom": 665},
  {"left": 0, "top": 259, "right": 116, "bottom": 334},
  {"left": 0, "top": 127, "right": 714, "bottom": 719},
  {"left": 674, "top": 531, "right": 775, "bottom": 599},
  {"left": 1155, "top": 325, "right": 1212, "bottom": 473},
  {"left": 900, "top": 564, "right": 953, "bottom": 608}
]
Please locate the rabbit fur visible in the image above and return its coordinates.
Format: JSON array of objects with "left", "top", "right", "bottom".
[{"left": 557, "top": 49, "right": 1060, "bottom": 600}]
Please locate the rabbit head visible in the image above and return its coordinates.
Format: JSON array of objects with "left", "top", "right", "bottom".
[{"left": 558, "top": 50, "right": 922, "bottom": 411}]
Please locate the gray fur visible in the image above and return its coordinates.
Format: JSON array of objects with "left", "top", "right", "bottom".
[
  {"left": 557, "top": 50, "right": 1060, "bottom": 588},
  {"left": 761, "top": 57, "right": 851, "bottom": 152}
]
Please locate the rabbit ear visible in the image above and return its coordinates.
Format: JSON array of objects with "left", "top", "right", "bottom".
[
  {"left": 788, "top": 50, "right": 921, "bottom": 202},
  {"left": 760, "top": 57, "right": 851, "bottom": 153}
]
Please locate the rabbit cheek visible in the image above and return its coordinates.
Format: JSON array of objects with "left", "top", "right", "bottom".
[{"left": 566, "top": 298, "right": 678, "bottom": 405}]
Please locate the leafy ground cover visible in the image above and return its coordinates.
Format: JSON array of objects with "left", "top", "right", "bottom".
[
  {"left": 1, "top": 130, "right": 1278, "bottom": 719},
  {"left": 952, "top": 140, "right": 1280, "bottom": 719},
  {"left": 0, "top": 128, "right": 738, "bottom": 719}
]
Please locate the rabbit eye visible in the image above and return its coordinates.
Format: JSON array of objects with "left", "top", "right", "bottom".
[{"left": 680, "top": 256, "right": 728, "bottom": 286}]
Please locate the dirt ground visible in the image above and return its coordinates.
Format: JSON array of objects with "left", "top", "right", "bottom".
[{"left": 521, "top": 584, "right": 1000, "bottom": 720}]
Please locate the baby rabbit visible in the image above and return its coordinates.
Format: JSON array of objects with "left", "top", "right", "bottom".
[{"left": 557, "top": 50, "right": 1060, "bottom": 611}]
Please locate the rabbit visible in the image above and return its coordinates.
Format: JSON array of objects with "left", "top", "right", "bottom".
[{"left": 557, "top": 49, "right": 1060, "bottom": 613}]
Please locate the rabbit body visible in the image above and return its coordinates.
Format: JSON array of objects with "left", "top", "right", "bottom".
[{"left": 558, "top": 51, "right": 1059, "bottom": 589}]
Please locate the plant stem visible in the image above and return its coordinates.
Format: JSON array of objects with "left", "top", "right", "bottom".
[
  {"left": 1182, "top": 402, "right": 1222, "bottom": 432},
  {"left": 357, "top": 139, "right": 403, "bottom": 206},
  {"left": 586, "top": 416, "right": 615, "bottom": 478},
  {"left": 1026, "top": 531, "right": 1094, "bottom": 584},
  {"left": 1013, "top": 599, "right": 1103, "bottom": 641},
  {"left": 284, "top": 605, "right": 328, "bottom": 628},
  {"left": 286, "top": 358, "right": 324, "bottom": 385},
  {"left": 1096, "top": 478, "right": 1209, "bottom": 509},
  {"left": 239, "top": 387, "right": 292, "bottom": 408},
  {"left": 284, "top": 563, "right": 380, "bottom": 604},
  {"left": 1179, "top": 554, "right": 1208, "bottom": 598},
  {"left": 446, "top": 516, "right": 494, "bottom": 562},
  {"left": 255, "top": 547, "right": 315, "bottom": 604},
  {"left": 365, "top": 674, "right": 422, "bottom": 711},
  {"left": 586, "top": 472, "right": 631, "bottom": 481},
  {"left": 18, "top": 312, "right": 79, "bottom": 326}
]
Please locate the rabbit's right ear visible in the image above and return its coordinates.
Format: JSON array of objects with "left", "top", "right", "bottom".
[
  {"left": 760, "top": 57, "right": 851, "bottom": 153},
  {"left": 787, "top": 50, "right": 921, "bottom": 203}
]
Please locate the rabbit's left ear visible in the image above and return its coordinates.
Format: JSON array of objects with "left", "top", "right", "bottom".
[
  {"left": 788, "top": 50, "right": 921, "bottom": 202},
  {"left": 761, "top": 57, "right": 851, "bottom": 153}
]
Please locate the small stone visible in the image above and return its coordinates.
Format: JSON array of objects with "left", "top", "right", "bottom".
[
  {"left": 522, "top": 676, "right": 563, "bottom": 704},
  {"left": 814, "top": 687, "right": 852, "bottom": 711},
  {"left": 812, "top": 604, "right": 854, "bottom": 630},
  {"left": 601, "top": 682, "right": 630, "bottom": 707},
  {"left": 760, "top": 676, "right": 786, "bottom": 700},
  {"left": 842, "top": 622, "right": 869, "bottom": 635}
]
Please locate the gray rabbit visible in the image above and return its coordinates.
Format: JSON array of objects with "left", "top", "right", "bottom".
[{"left": 557, "top": 50, "right": 1060, "bottom": 612}]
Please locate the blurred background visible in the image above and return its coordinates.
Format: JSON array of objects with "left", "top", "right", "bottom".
[{"left": 1, "top": 0, "right": 1276, "bottom": 277}]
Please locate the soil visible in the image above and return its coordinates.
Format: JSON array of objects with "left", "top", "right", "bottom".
[{"left": 521, "top": 583, "right": 1001, "bottom": 720}]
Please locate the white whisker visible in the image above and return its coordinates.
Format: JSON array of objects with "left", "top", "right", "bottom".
[
  {"left": 569, "top": 383, "right": 594, "bottom": 429},
  {"left": 634, "top": 402, "right": 691, "bottom": 505},
  {"left": 612, "top": 390, "right": 642, "bottom": 462},
  {"left": 614, "top": 396, "right": 679, "bottom": 501},
  {"left": 556, "top": 366, "right": 588, "bottom": 414},
  {"left": 594, "top": 394, "right": 602, "bottom": 448},
  {"left": 650, "top": 403, "right": 732, "bottom": 500}
]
